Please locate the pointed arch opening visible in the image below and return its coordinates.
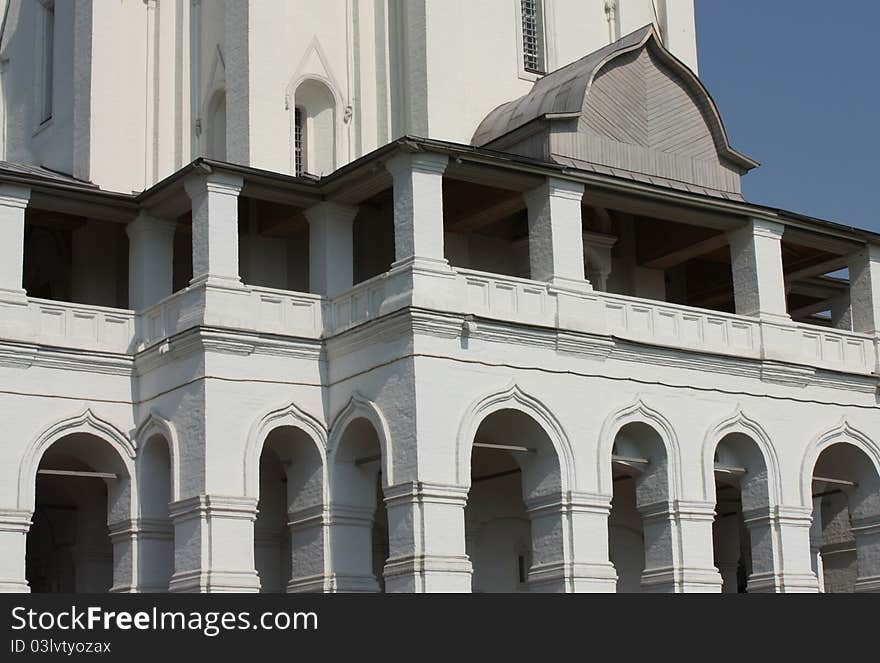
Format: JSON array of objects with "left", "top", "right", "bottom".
[
  {"left": 26, "top": 432, "right": 133, "bottom": 593},
  {"left": 465, "top": 408, "right": 564, "bottom": 592},
  {"left": 710, "top": 432, "right": 772, "bottom": 593},
  {"left": 609, "top": 421, "right": 671, "bottom": 592},
  {"left": 329, "top": 417, "right": 389, "bottom": 592},
  {"left": 136, "top": 433, "right": 173, "bottom": 592},
  {"left": 810, "top": 442, "right": 880, "bottom": 593},
  {"left": 254, "top": 425, "right": 326, "bottom": 593}
]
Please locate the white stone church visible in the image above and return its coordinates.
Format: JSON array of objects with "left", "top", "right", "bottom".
[{"left": 0, "top": 0, "right": 876, "bottom": 594}]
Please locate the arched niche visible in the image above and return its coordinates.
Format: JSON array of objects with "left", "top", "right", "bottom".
[{"left": 291, "top": 78, "right": 336, "bottom": 176}]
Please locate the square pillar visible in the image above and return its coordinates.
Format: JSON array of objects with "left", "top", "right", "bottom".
[
  {"left": 385, "top": 152, "right": 449, "bottom": 271},
  {"left": 774, "top": 506, "right": 820, "bottom": 592},
  {"left": 183, "top": 172, "right": 244, "bottom": 288},
  {"left": 673, "top": 500, "right": 723, "bottom": 592},
  {"left": 848, "top": 244, "right": 880, "bottom": 334},
  {"left": 726, "top": 218, "right": 790, "bottom": 322},
  {"left": 286, "top": 504, "right": 331, "bottom": 593},
  {"left": 810, "top": 496, "right": 826, "bottom": 591},
  {"left": 0, "top": 185, "right": 31, "bottom": 303},
  {"left": 566, "top": 492, "right": 618, "bottom": 592},
  {"left": 168, "top": 495, "right": 260, "bottom": 592},
  {"left": 304, "top": 202, "right": 358, "bottom": 297},
  {"left": 582, "top": 231, "right": 617, "bottom": 291},
  {"left": 328, "top": 504, "right": 382, "bottom": 592},
  {"left": 524, "top": 178, "right": 589, "bottom": 290},
  {"left": 852, "top": 515, "right": 880, "bottom": 592},
  {"left": 382, "top": 482, "right": 472, "bottom": 593},
  {"left": 744, "top": 506, "right": 818, "bottom": 593},
  {"left": 126, "top": 214, "right": 177, "bottom": 310},
  {"left": 0, "top": 508, "right": 31, "bottom": 592}
]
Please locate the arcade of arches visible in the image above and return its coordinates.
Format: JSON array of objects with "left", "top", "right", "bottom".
[{"left": 17, "top": 410, "right": 880, "bottom": 594}]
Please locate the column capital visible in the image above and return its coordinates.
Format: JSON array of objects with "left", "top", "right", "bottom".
[
  {"left": 385, "top": 151, "right": 449, "bottom": 178},
  {"left": 169, "top": 494, "right": 259, "bottom": 523},
  {"left": 183, "top": 171, "right": 244, "bottom": 199},
  {"left": 525, "top": 176, "right": 585, "bottom": 204},
  {"left": 303, "top": 200, "right": 359, "bottom": 225},
  {"left": 126, "top": 212, "right": 178, "bottom": 238},
  {"left": 0, "top": 508, "right": 32, "bottom": 532},
  {"left": 0, "top": 184, "right": 31, "bottom": 208},
  {"left": 730, "top": 217, "right": 785, "bottom": 241},
  {"left": 383, "top": 481, "right": 469, "bottom": 508}
]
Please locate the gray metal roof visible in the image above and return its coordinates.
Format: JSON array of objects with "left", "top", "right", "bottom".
[
  {"left": 0, "top": 161, "right": 97, "bottom": 187},
  {"left": 471, "top": 25, "right": 757, "bottom": 172}
]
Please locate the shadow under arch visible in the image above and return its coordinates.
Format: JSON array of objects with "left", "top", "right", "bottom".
[
  {"left": 22, "top": 410, "right": 137, "bottom": 593},
  {"left": 703, "top": 407, "right": 783, "bottom": 593},
  {"left": 803, "top": 419, "right": 880, "bottom": 593},
  {"left": 327, "top": 396, "right": 394, "bottom": 592}
]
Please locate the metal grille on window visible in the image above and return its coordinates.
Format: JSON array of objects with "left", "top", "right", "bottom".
[
  {"left": 521, "top": 0, "right": 544, "bottom": 74},
  {"left": 294, "top": 106, "right": 304, "bottom": 176}
]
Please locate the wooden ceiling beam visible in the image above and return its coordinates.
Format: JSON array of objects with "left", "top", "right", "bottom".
[
  {"left": 446, "top": 194, "right": 526, "bottom": 233},
  {"left": 641, "top": 234, "right": 728, "bottom": 270}
]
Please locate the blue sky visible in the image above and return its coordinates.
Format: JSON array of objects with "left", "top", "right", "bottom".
[{"left": 695, "top": 1, "right": 879, "bottom": 231}]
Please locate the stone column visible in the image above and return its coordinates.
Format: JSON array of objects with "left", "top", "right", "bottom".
[
  {"left": 726, "top": 218, "right": 789, "bottom": 322},
  {"left": 0, "top": 509, "right": 31, "bottom": 592},
  {"left": 0, "top": 185, "right": 30, "bottom": 303},
  {"left": 713, "top": 510, "right": 741, "bottom": 592},
  {"left": 774, "top": 506, "right": 820, "bottom": 592},
  {"left": 852, "top": 514, "right": 880, "bottom": 592},
  {"left": 328, "top": 504, "right": 381, "bottom": 592},
  {"left": 286, "top": 504, "right": 330, "bottom": 593},
  {"left": 304, "top": 202, "right": 358, "bottom": 297},
  {"left": 674, "top": 500, "right": 724, "bottom": 592},
  {"left": 810, "top": 496, "right": 826, "bottom": 592},
  {"left": 183, "top": 172, "right": 244, "bottom": 288},
  {"left": 741, "top": 506, "right": 818, "bottom": 593},
  {"left": 382, "top": 482, "right": 472, "bottom": 593},
  {"left": 567, "top": 492, "right": 618, "bottom": 592},
  {"left": 582, "top": 231, "right": 617, "bottom": 291},
  {"left": 637, "top": 499, "right": 678, "bottom": 592},
  {"left": 126, "top": 214, "right": 177, "bottom": 310},
  {"left": 108, "top": 519, "right": 138, "bottom": 593},
  {"left": 168, "top": 495, "right": 260, "bottom": 592},
  {"left": 525, "top": 178, "right": 589, "bottom": 289},
  {"left": 849, "top": 244, "right": 880, "bottom": 334},
  {"left": 134, "top": 518, "right": 174, "bottom": 592},
  {"left": 385, "top": 152, "right": 449, "bottom": 271}
]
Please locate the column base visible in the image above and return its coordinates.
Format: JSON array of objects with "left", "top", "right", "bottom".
[
  {"left": 383, "top": 554, "right": 473, "bottom": 593},
  {"left": 855, "top": 575, "right": 880, "bottom": 593},
  {"left": 640, "top": 566, "right": 723, "bottom": 593},
  {"left": 169, "top": 569, "right": 261, "bottom": 593},
  {"left": 0, "top": 579, "right": 30, "bottom": 593},
  {"left": 530, "top": 561, "right": 618, "bottom": 593},
  {"left": 327, "top": 574, "right": 381, "bottom": 593},
  {"left": 286, "top": 573, "right": 333, "bottom": 593},
  {"left": 0, "top": 288, "right": 27, "bottom": 305}
]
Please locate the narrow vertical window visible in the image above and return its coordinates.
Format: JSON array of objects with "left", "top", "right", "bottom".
[
  {"left": 40, "top": 1, "right": 55, "bottom": 123},
  {"left": 294, "top": 106, "right": 304, "bottom": 176},
  {"left": 520, "top": 0, "right": 545, "bottom": 74}
]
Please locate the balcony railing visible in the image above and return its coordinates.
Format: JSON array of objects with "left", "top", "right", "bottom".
[{"left": 2, "top": 268, "right": 875, "bottom": 377}]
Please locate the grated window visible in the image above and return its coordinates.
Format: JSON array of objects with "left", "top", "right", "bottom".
[
  {"left": 521, "top": 0, "right": 545, "bottom": 74},
  {"left": 294, "top": 106, "right": 304, "bottom": 176}
]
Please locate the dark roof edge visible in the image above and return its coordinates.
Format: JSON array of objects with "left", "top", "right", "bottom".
[{"left": 0, "top": 136, "right": 874, "bottom": 248}]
